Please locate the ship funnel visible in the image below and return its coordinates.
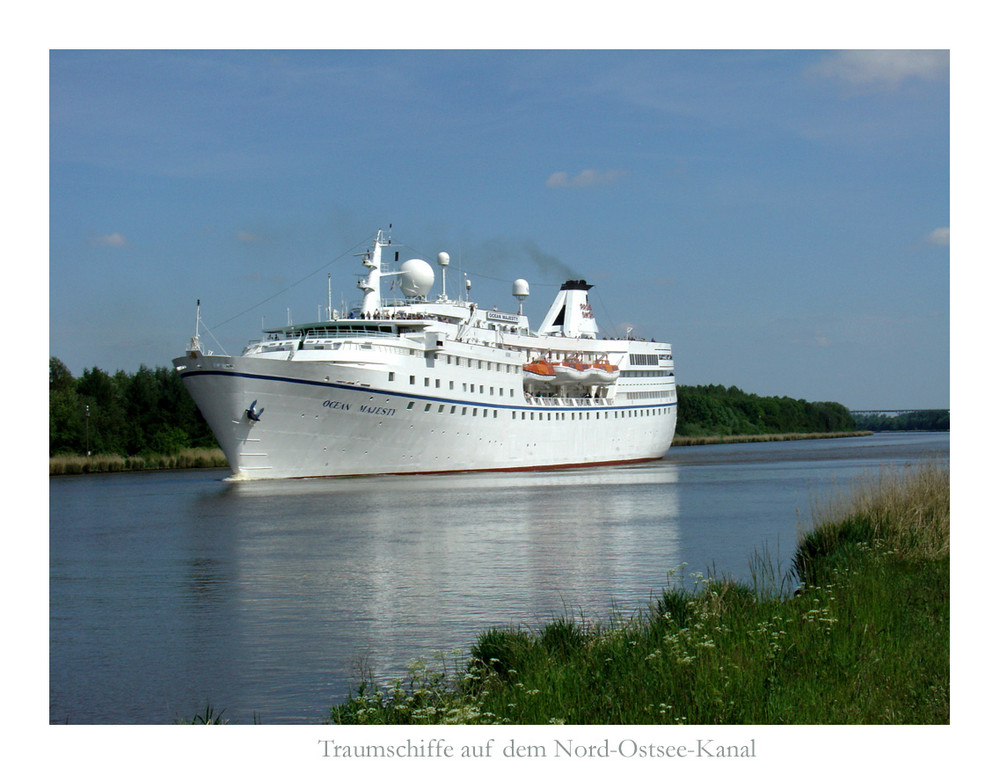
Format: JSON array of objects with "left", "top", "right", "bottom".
[{"left": 537, "top": 279, "right": 599, "bottom": 338}]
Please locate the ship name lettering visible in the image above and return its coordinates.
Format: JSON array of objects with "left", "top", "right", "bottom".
[
  {"left": 322, "top": 400, "right": 351, "bottom": 411},
  {"left": 358, "top": 404, "right": 396, "bottom": 417}
]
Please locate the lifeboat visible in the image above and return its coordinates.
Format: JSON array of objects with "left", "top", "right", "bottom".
[
  {"left": 552, "top": 356, "right": 590, "bottom": 385},
  {"left": 587, "top": 356, "right": 620, "bottom": 385},
  {"left": 523, "top": 358, "right": 557, "bottom": 384}
]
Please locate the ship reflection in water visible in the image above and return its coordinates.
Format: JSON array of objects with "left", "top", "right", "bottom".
[{"left": 190, "top": 464, "right": 682, "bottom": 692}]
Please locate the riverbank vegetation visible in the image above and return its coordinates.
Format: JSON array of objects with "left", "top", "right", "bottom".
[
  {"left": 853, "top": 409, "right": 949, "bottom": 432},
  {"left": 330, "top": 461, "right": 949, "bottom": 724},
  {"left": 49, "top": 448, "right": 228, "bottom": 476},
  {"left": 675, "top": 384, "right": 856, "bottom": 438},
  {"left": 673, "top": 431, "right": 871, "bottom": 446}
]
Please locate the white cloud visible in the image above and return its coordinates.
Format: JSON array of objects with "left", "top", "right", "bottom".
[
  {"left": 926, "top": 227, "right": 950, "bottom": 246},
  {"left": 237, "top": 230, "right": 262, "bottom": 242},
  {"left": 808, "top": 50, "right": 949, "bottom": 92},
  {"left": 89, "top": 232, "right": 128, "bottom": 247},
  {"left": 547, "top": 169, "right": 627, "bottom": 188}
]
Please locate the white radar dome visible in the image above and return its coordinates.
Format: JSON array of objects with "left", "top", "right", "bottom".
[
  {"left": 400, "top": 259, "right": 435, "bottom": 298},
  {"left": 512, "top": 278, "right": 530, "bottom": 299},
  {"left": 437, "top": 251, "right": 451, "bottom": 267}
]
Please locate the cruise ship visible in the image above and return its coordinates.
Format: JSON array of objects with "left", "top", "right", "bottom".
[{"left": 174, "top": 229, "right": 676, "bottom": 479}]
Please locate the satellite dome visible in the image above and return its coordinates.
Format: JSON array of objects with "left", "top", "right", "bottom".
[
  {"left": 512, "top": 278, "right": 530, "bottom": 299},
  {"left": 399, "top": 259, "right": 435, "bottom": 298},
  {"left": 437, "top": 251, "right": 451, "bottom": 267}
]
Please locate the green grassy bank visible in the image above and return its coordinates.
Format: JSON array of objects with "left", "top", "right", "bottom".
[
  {"left": 672, "top": 430, "right": 872, "bottom": 446},
  {"left": 49, "top": 447, "right": 228, "bottom": 475},
  {"left": 331, "top": 461, "right": 949, "bottom": 725}
]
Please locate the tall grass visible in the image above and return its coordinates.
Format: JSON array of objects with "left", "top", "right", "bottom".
[
  {"left": 794, "top": 461, "right": 949, "bottom": 578},
  {"left": 673, "top": 431, "right": 872, "bottom": 446},
  {"left": 49, "top": 447, "right": 228, "bottom": 475},
  {"left": 331, "top": 461, "right": 949, "bottom": 725}
]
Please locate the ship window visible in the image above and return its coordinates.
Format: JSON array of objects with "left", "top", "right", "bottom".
[
  {"left": 435, "top": 379, "right": 441, "bottom": 388},
  {"left": 388, "top": 372, "right": 395, "bottom": 382},
  {"left": 462, "top": 407, "right": 468, "bottom": 415},
  {"left": 438, "top": 405, "right": 444, "bottom": 413},
  {"left": 407, "top": 401, "right": 415, "bottom": 410},
  {"left": 493, "top": 410, "right": 498, "bottom": 418},
  {"left": 449, "top": 381, "right": 454, "bottom": 390},
  {"left": 409, "top": 375, "right": 416, "bottom": 385},
  {"left": 473, "top": 408, "right": 478, "bottom": 416},
  {"left": 450, "top": 406, "right": 456, "bottom": 414}
]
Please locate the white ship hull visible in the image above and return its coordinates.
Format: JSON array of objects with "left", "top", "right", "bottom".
[
  {"left": 176, "top": 229, "right": 677, "bottom": 480},
  {"left": 176, "top": 352, "right": 675, "bottom": 479}
]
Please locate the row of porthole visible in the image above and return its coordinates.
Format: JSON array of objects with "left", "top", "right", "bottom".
[{"left": 403, "top": 401, "right": 672, "bottom": 420}]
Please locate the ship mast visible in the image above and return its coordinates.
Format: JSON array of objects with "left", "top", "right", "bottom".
[
  {"left": 357, "top": 229, "right": 387, "bottom": 316},
  {"left": 187, "top": 299, "right": 203, "bottom": 353},
  {"left": 327, "top": 273, "right": 332, "bottom": 321}
]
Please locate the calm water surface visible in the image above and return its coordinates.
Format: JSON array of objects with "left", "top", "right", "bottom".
[{"left": 49, "top": 432, "right": 948, "bottom": 724}]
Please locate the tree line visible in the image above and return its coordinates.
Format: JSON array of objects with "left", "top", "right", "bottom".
[
  {"left": 49, "top": 357, "right": 215, "bottom": 457},
  {"left": 675, "top": 384, "right": 856, "bottom": 437},
  {"left": 852, "top": 410, "right": 949, "bottom": 432}
]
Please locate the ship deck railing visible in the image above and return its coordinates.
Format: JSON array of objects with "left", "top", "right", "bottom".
[
  {"left": 525, "top": 395, "right": 612, "bottom": 408},
  {"left": 250, "top": 325, "right": 402, "bottom": 345}
]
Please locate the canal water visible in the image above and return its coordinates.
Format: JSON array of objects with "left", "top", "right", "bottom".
[{"left": 49, "top": 432, "right": 948, "bottom": 724}]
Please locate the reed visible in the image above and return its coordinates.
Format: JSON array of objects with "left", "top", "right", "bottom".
[
  {"left": 332, "top": 461, "right": 949, "bottom": 725},
  {"left": 672, "top": 431, "right": 872, "bottom": 446},
  {"left": 49, "top": 447, "right": 228, "bottom": 475}
]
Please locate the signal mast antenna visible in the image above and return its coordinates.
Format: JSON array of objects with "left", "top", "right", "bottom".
[{"left": 188, "top": 299, "right": 203, "bottom": 353}]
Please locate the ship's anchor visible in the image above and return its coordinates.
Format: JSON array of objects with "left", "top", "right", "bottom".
[{"left": 246, "top": 400, "right": 264, "bottom": 422}]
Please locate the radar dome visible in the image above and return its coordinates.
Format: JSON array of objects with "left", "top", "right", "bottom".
[
  {"left": 437, "top": 251, "right": 451, "bottom": 267},
  {"left": 399, "top": 259, "right": 435, "bottom": 298},
  {"left": 512, "top": 279, "right": 530, "bottom": 299}
]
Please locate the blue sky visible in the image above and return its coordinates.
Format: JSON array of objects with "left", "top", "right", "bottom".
[{"left": 49, "top": 49, "right": 949, "bottom": 409}]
